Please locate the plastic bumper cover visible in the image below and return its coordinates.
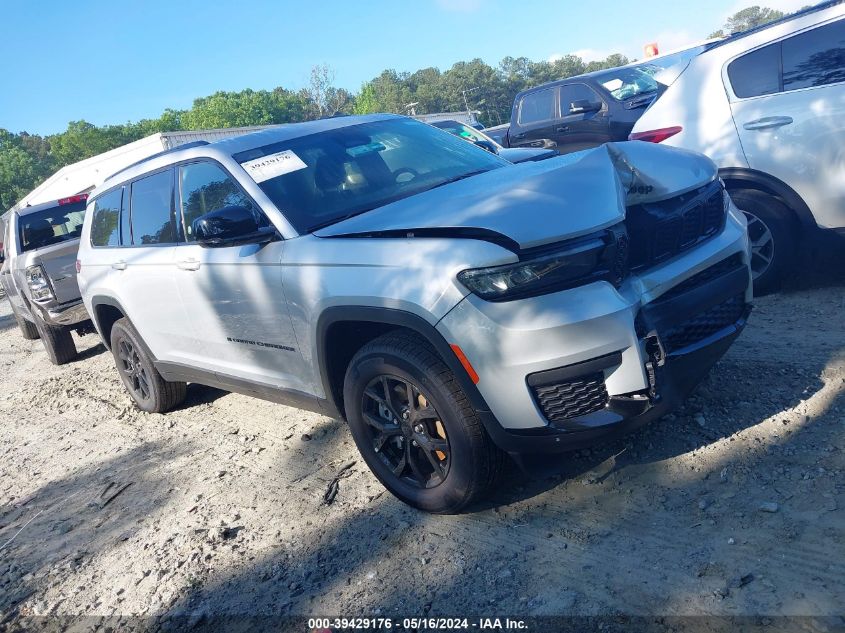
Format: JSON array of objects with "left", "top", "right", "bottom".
[{"left": 438, "top": 221, "right": 751, "bottom": 453}]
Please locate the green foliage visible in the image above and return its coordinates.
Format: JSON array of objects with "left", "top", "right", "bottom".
[
  {"left": 0, "top": 50, "right": 631, "bottom": 208},
  {"left": 710, "top": 5, "right": 785, "bottom": 38}
]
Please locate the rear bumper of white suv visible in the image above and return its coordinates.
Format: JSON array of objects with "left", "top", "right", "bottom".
[{"left": 436, "top": 204, "right": 752, "bottom": 452}]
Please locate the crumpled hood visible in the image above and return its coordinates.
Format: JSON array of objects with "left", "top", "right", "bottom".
[{"left": 315, "top": 141, "right": 718, "bottom": 251}]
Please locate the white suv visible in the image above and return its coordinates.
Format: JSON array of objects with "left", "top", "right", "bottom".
[
  {"left": 631, "top": 1, "right": 845, "bottom": 292},
  {"left": 77, "top": 115, "right": 752, "bottom": 512}
]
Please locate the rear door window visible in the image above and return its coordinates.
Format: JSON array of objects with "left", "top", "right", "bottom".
[
  {"left": 782, "top": 19, "right": 845, "bottom": 90},
  {"left": 178, "top": 162, "right": 258, "bottom": 242},
  {"left": 518, "top": 88, "right": 557, "bottom": 124},
  {"left": 90, "top": 188, "right": 122, "bottom": 247},
  {"left": 728, "top": 43, "right": 782, "bottom": 98},
  {"left": 129, "top": 170, "right": 177, "bottom": 245}
]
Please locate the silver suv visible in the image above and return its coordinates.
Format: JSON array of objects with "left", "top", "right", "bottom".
[
  {"left": 1, "top": 195, "right": 94, "bottom": 364},
  {"left": 77, "top": 115, "right": 752, "bottom": 512}
]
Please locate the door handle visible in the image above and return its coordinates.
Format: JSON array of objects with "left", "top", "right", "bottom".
[
  {"left": 512, "top": 132, "right": 526, "bottom": 139},
  {"left": 743, "top": 116, "right": 793, "bottom": 131},
  {"left": 111, "top": 261, "right": 127, "bottom": 271},
  {"left": 556, "top": 126, "right": 570, "bottom": 133},
  {"left": 176, "top": 259, "right": 200, "bottom": 271}
]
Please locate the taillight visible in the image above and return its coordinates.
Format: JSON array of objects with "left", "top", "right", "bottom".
[
  {"left": 58, "top": 193, "right": 89, "bottom": 205},
  {"left": 75, "top": 259, "right": 82, "bottom": 273},
  {"left": 629, "top": 126, "right": 683, "bottom": 143}
]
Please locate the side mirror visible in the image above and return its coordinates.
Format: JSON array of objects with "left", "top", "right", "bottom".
[
  {"left": 569, "top": 99, "right": 602, "bottom": 115},
  {"left": 193, "top": 205, "right": 276, "bottom": 248}
]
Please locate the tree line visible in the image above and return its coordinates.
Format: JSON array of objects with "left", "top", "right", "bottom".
[{"left": 0, "top": 6, "right": 790, "bottom": 210}]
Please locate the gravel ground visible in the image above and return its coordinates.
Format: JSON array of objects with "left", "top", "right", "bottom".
[{"left": 0, "top": 255, "right": 843, "bottom": 632}]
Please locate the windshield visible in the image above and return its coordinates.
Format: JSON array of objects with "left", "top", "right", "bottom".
[
  {"left": 236, "top": 118, "right": 506, "bottom": 233},
  {"left": 595, "top": 66, "right": 660, "bottom": 102},
  {"left": 18, "top": 202, "right": 86, "bottom": 252}
]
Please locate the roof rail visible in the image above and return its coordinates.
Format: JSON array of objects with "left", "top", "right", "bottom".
[
  {"left": 105, "top": 140, "right": 211, "bottom": 183},
  {"left": 706, "top": 0, "right": 843, "bottom": 51}
]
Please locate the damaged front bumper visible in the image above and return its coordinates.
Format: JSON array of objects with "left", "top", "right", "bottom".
[
  {"left": 437, "top": 201, "right": 752, "bottom": 454},
  {"left": 480, "top": 283, "right": 750, "bottom": 454}
]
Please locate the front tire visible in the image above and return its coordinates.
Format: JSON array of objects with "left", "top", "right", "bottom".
[
  {"left": 343, "top": 331, "right": 504, "bottom": 513},
  {"left": 729, "top": 188, "right": 796, "bottom": 295},
  {"left": 110, "top": 317, "right": 186, "bottom": 413},
  {"left": 33, "top": 313, "right": 77, "bottom": 365}
]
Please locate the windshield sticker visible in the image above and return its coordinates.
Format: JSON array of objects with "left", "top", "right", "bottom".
[
  {"left": 346, "top": 142, "right": 386, "bottom": 157},
  {"left": 241, "top": 150, "right": 307, "bottom": 183}
]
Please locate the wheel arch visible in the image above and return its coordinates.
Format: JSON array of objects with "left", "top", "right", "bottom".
[
  {"left": 90, "top": 296, "right": 129, "bottom": 352},
  {"left": 316, "top": 306, "right": 491, "bottom": 420},
  {"left": 719, "top": 167, "right": 817, "bottom": 232}
]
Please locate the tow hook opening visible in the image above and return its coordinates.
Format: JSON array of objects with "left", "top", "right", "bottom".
[{"left": 643, "top": 332, "right": 666, "bottom": 402}]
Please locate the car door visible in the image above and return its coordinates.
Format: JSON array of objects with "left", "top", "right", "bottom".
[
  {"left": 727, "top": 17, "right": 845, "bottom": 230},
  {"left": 555, "top": 82, "right": 611, "bottom": 153},
  {"left": 173, "top": 160, "right": 312, "bottom": 395},
  {"left": 113, "top": 168, "right": 197, "bottom": 363},
  {"left": 509, "top": 86, "right": 559, "bottom": 150}
]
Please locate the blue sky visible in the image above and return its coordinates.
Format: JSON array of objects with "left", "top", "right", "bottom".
[{"left": 0, "top": 0, "right": 806, "bottom": 135}]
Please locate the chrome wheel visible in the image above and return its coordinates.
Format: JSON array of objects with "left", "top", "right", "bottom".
[
  {"left": 361, "top": 375, "right": 450, "bottom": 489},
  {"left": 117, "top": 339, "right": 151, "bottom": 401},
  {"left": 742, "top": 210, "right": 775, "bottom": 280}
]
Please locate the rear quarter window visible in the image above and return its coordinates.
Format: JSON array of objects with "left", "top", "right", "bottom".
[
  {"left": 728, "top": 43, "right": 781, "bottom": 98},
  {"left": 90, "top": 188, "right": 123, "bottom": 247}
]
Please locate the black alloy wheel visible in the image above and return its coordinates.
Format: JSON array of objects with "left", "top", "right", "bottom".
[
  {"left": 117, "top": 338, "right": 152, "bottom": 403},
  {"left": 361, "top": 374, "right": 450, "bottom": 489}
]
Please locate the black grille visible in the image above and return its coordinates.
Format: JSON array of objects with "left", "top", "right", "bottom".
[
  {"left": 658, "top": 254, "right": 744, "bottom": 302},
  {"left": 626, "top": 181, "right": 726, "bottom": 270},
  {"left": 662, "top": 294, "right": 746, "bottom": 352},
  {"left": 532, "top": 372, "right": 609, "bottom": 422}
]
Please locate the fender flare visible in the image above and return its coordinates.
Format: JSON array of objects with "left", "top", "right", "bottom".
[
  {"left": 719, "top": 167, "right": 817, "bottom": 231},
  {"left": 89, "top": 295, "right": 147, "bottom": 355},
  {"left": 315, "top": 306, "right": 492, "bottom": 417}
]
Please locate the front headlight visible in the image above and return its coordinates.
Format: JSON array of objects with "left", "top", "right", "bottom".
[
  {"left": 457, "top": 226, "right": 627, "bottom": 302},
  {"left": 26, "top": 265, "right": 54, "bottom": 302}
]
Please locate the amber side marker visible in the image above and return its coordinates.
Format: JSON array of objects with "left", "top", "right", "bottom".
[{"left": 450, "top": 344, "right": 480, "bottom": 384}]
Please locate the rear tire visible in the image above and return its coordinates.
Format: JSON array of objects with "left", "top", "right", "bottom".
[
  {"left": 110, "top": 317, "right": 186, "bottom": 413},
  {"left": 33, "top": 314, "right": 77, "bottom": 365},
  {"left": 729, "top": 188, "right": 796, "bottom": 296},
  {"left": 343, "top": 331, "right": 504, "bottom": 513}
]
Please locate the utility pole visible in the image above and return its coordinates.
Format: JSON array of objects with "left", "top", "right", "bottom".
[{"left": 462, "top": 87, "right": 479, "bottom": 117}]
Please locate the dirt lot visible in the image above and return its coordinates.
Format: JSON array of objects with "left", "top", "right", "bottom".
[{"left": 1, "top": 262, "right": 844, "bottom": 631}]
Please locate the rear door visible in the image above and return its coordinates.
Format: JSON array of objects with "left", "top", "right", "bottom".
[
  {"left": 555, "top": 82, "right": 611, "bottom": 152},
  {"left": 115, "top": 169, "right": 197, "bottom": 362},
  {"left": 509, "top": 87, "right": 559, "bottom": 150},
  {"left": 727, "top": 17, "right": 845, "bottom": 229},
  {"left": 172, "top": 160, "right": 311, "bottom": 395}
]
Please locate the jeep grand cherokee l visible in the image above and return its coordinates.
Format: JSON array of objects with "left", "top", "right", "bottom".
[{"left": 77, "top": 114, "right": 752, "bottom": 513}]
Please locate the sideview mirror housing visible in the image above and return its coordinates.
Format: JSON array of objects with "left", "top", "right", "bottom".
[
  {"left": 569, "top": 99, "right": 602, "bottom": 115},
  {"left": 193, "top": 205, "right": 276, "bottom": 248}
]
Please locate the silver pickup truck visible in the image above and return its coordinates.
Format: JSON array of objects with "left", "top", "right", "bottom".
[{"left": 0, "top": 195, "right": 94, "bottom": 364}]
